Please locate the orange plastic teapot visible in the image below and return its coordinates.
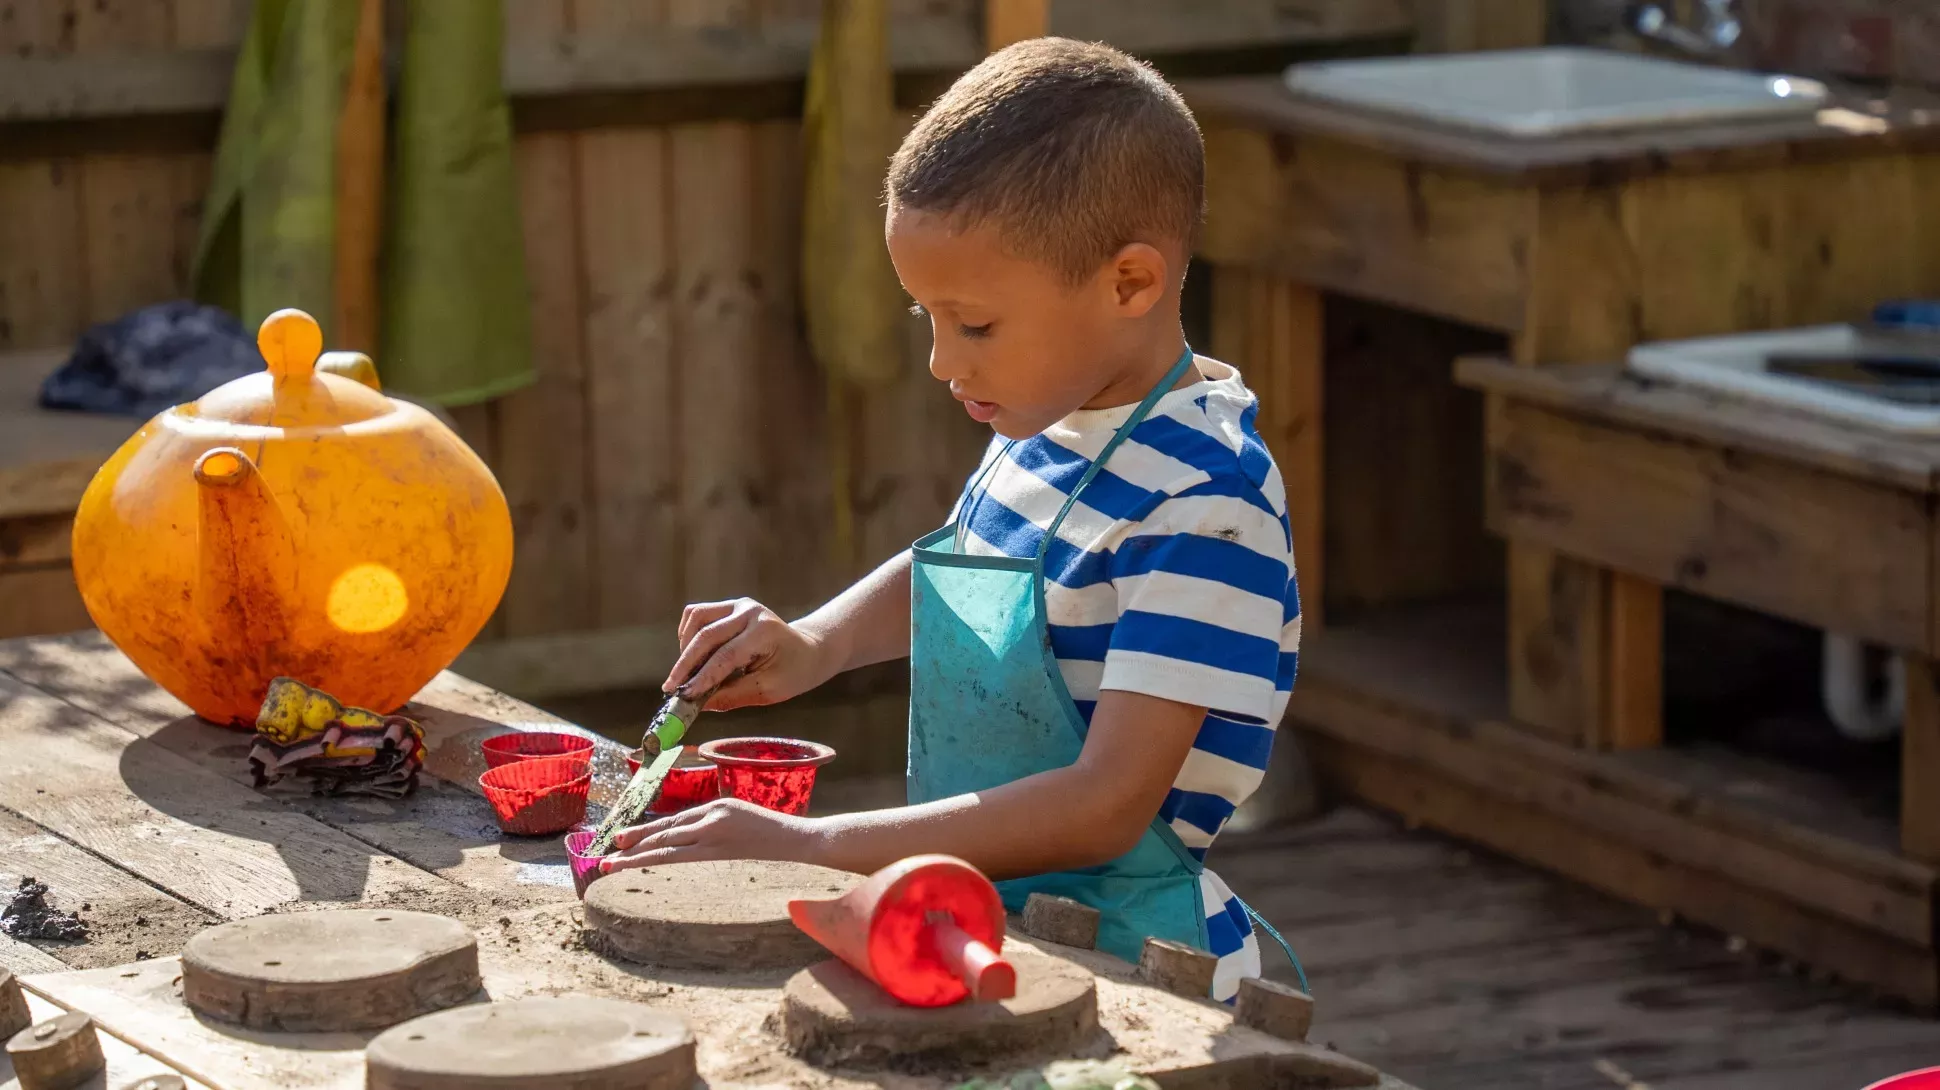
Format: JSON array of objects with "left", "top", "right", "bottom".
[{"left": 70, "top": 309, "right": 514, "bottom": 727}]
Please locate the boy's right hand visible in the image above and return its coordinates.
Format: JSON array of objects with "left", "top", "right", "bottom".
[{"left": 662, "top": 598, "right": 834, "bottom": 712}]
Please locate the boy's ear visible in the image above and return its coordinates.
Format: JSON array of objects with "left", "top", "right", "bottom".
[{"left": 1107, "top": 242, "right": 1171, "bottom": 317}]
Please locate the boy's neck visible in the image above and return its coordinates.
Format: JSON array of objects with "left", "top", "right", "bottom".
[{"left": 1080, "top": 328, "right": 1194, "bottom": 412}]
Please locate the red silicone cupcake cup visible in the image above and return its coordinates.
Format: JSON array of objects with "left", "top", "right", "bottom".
[
  {"left": 563, "top": 829, "right": 604, "bottom": 899},
  {"left": 480, "top": 755, "right": 592, "bottom": 836},
  {"left": 1867, "top": 1069, "right": 1940, "bottom": 1090},
  {"left": 480, "top": 730, "right": 595, "bottom": 770},
  {"left": 623, "top": 748, "right": 720, "bottom": 814},
  {"left": 697, "top": 737, "right": 835, "bottom": 817}
]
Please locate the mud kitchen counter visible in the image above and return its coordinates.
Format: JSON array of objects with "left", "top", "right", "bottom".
[
  {"left": 1174, "top": 65, "right": 1940, "bottom": 1006},
  {"left": 0, "top": 631, "right": 1410, "bottom": 1089}
]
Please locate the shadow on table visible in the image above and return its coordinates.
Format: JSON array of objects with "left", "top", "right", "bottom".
[{"left": 121, "top": 702, "right": 631, "bottom": 906}]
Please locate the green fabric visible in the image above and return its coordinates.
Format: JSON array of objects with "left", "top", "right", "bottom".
[
  {"left": 193, "top": 0, "right": 533, "bottom": 406},
  {"left": 193, "top": 0, "right": 354, "bottom": 327},
  {"left": 381, "top": 0, "right": 533, "bottom": 405}
]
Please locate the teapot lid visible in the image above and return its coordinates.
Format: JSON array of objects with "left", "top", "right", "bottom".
[{"left": 180, "top": 309, "right": 396, "bottom": 428}]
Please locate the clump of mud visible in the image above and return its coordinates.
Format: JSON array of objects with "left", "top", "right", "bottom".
[{"left": 1, "top": 876, "right": 88, "bottom": 941}]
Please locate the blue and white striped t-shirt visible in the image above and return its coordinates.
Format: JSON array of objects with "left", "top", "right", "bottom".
[{"left": 951, "top": 355, "right": 1299, "bottom": 1002}]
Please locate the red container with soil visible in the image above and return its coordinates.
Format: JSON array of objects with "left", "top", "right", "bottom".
[
  {"left": 699, "top": 737, "right": 836, "bottom": 816},
  {"left": 480, "top": 730, "right": 595, "bottom": 770},
  {"left": 624, "top": 747, "right": 720, "bottom": 814},
  {"left": 480, "top": 755, "right": 591, "bottom": 835}
]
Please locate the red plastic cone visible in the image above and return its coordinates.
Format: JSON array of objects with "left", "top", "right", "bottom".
[{"left": 788, "top": 854, "right": 1015, "bottom": 1007}]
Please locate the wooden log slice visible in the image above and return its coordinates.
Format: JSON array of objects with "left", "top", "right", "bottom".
[
  {"left": 120, "top": 1078, "right": 187, "bottom": 1090},
  {"left": 6, "top": 1011, "right": 105, "bottom": 1090},
  {"left": 779, "top": 949, "right": 1098, "bottom": 1068},
  {"left": 181, "top": 910, "right": 479, "bottom": 1032},
  {"left": 365, "top": 996, "right": 695, "bottom": 1090},
  {"left": 583, "top": 859, "right": 858, "bottom": 971}
]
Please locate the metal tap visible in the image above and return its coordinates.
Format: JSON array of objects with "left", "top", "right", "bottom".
[{"left": 1625, "top": 0, "right": 1743, "bottom": 58}]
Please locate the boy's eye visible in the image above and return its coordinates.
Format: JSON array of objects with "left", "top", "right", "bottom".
[{"left": 957, "top": 323, "right": 992, "bottom": 340}]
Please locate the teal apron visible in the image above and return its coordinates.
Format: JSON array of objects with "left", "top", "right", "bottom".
[{"left": 907, "top": 345, "right": 1306, "bottom": 995}]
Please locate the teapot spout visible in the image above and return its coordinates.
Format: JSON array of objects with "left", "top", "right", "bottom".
[{"left": 194, "top": 447, "right": 295, "bottom": 648}]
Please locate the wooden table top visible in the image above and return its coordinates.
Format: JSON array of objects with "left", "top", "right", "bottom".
[
  {"left": 0, "top": 631, "right": 1388, "bottom": 1090},
  {"left": 1455, "top": 355, "right": 1940, "bottom": 492},
  {"left": 1182, "top": 75, "right": 1940, "bottom": 183}
]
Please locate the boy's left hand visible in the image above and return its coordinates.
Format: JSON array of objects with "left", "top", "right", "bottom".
[{"left": 600, "top": 798, "right": 822, "bottom": 874}]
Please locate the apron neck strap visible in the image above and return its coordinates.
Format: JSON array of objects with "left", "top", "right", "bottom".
[{"left": 1037, "top": 344, "right": 1195, "bottom": 561}]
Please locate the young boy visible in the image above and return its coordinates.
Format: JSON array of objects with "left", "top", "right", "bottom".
[{"left": 603, "top": 37, "right": 1301, "bottom": 1003}]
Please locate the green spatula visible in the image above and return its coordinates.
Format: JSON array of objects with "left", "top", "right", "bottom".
[{"left": 586, "top": 685, "right": 712, "bottom": 855}]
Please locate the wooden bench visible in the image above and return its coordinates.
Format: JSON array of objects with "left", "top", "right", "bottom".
[{"left": 0, "top": 353, "right": 142, "bottom": 639}]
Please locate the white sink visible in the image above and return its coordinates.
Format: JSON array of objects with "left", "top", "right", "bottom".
[
  {"left": 1627, "top": 326, "right": 1940, "bottom": 436},
  {"left": 1282, "top": 47, "right": 1827, "bottom": 138}
]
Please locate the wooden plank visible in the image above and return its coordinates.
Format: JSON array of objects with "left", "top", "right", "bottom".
[
  {"left": 0, "top": 565, "right": 92, "bottom": 640},
  {"left": 1625, "top": 157, "right": 1936, "bottom": 348},
  {"left": 0, "top": 514, "right": 72, "bottom": 569},
  {"left": 1199, "top": 123, "right": 1535, "bottom": 334},
  {"left": 331, "top": 0, "right": 385, "bottom": 352},
  {"left": 1506, "top": 542, "right": 1606, "bottom": 744},
  {"left": 0, "top": 807, "right": 214, "bottom": 970},
  {"left": 0, "top": 671, "right": 463, "bottom": 918},
  {"left": 73, "top": 0, "right": 192, "bottom": 330},
  {"left": 1487, "top": 397, "right": 1934, "bottom": 653},
  {"left": 575, "top": 125, "right": 681, "bottom": 626},
  {"left": 985, "top": 0, "right": 1048, "bottom": 49},
  {"left": 1598, "top": 572, "right": 1663, "bottom": 751},
  {"left": 1290, "top": 641, "right": 1939, "bottom": 950},
  {"left": 0, "top": 5, "right": 1418, "bottom": 124},
  {"left": 445, "top": 402, "right": 504, "bottom": 641},
  {"left": 1300, "top": 729, "right": 1940, "bottom": 1007},
  {"left": 0, "top": 938, "right": 66, "bottom": 978},
  {"left": 1517, "top": 183, "right": 1641, "bottom": 364},
  {"left": 0, "top": 630, "right": 608, "bottom": 903},
  {"left": 1454, "top": 356, "right": 1940, "bottom": 495},
  {"left": 669, "top": 117, "right": 764, "bottom": 603},
  {"left": 751, "top": 118, "right": 839, "bottom": 607},
  {"left": 0, "top": 352, "right": 143, "bottom": 522},
  {"left": 1904, "top": 655, "right": 1940, "bottom": 865},
  {"left": 2, "top": 986, "right": 212, "bottom": 1089},
  {"left": 1248, "top": 273, "right": 1324, "bottom": 631},
  {"left": 494, "top": 129, "right": 595, "bottom": 636},
  {"left": 1407, "top": 0, "right": 1546, "bottom": 52},
  {"left": 0, "top": 160, "right": 85, "bottom": 352}
]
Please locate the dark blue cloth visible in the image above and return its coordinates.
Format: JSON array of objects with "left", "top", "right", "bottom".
[{"left": 39, "top": 301, "right": 263, "bottom": 417}]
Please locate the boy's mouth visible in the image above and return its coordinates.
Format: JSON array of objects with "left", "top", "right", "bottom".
[{"left": 959, "top": 398, "right": 1000, "bottom": 423}]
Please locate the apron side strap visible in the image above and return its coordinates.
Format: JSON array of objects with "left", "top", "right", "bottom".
[{"left": 1237, "top": 897, "right": 1309, "bottom": 996}]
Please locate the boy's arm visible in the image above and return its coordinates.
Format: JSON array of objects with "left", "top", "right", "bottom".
[
  {"left": 662, "top": 550, "right": 911, "bottom": 711},
  {"left": 603, "top": 688, "right": 1204, "bottom": 879}
]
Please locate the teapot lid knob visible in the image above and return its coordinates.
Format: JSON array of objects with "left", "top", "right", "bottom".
[{"left": 258, "top": 309, "right": 323, "bottom": 379}]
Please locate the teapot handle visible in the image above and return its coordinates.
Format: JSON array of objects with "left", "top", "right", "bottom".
[{"left": 258, "top": 309, "right": 322, "bottom": 379}]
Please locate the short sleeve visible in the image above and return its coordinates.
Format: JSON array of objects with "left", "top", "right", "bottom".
[{"left": 1098, "top": 476, "right": 1292, "bottom": 723}]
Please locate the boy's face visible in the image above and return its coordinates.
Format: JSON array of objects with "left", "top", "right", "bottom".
[{"left": 887, "top": 207, "right": 1165, "bottom": 439}]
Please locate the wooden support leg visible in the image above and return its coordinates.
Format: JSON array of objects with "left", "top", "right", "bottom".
[
  {"left": 1211, "top": 267, "right": 1323, "bottom": 631},
  {"left": 1903, "top": 655, "right": 1940, "bottom": 863},
  {"left": 1508, "top": 545, "right": 1663, "bottom": 748},
  {"left": 1600, "top": 572, "right": 1664, "bottom": 751}
]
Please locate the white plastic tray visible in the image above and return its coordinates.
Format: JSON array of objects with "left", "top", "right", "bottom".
[
  {"left": 1626, "top": 325, "right": 1940, "bottom": 436},
  {"left": 1282, "top": 47, "right": 1827, "bottom": 139}
]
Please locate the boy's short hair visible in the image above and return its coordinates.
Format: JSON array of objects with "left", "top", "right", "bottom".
[{"left": 886, "top": 37, "right": 1204, "bottom": 285}]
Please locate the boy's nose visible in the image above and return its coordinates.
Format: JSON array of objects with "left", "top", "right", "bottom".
[{"left": 928, "top": 344, "right": 968, "bottom": 383}]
